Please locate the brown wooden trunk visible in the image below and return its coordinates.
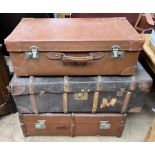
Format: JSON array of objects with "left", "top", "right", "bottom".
[
  {"left": 19, "top": 113, "right": 126, "bottom": 137},
  {"left": 0, "top": 45, "right": 16, "bottom": 116},
  {"left": 5, "top": 18, "right": 143, "bottom": 76}
]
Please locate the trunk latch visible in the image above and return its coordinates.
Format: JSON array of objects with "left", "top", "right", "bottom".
[
  {"left": 25, "top": 46, "right": 39, "bottom": 59},
  {"left": 100, "top": 121, "right": 111, "bottom": 129},
  {"left": 111, "top": 45, "right": 124, "bottom": 58}
]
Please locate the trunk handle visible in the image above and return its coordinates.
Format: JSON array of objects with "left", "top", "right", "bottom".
[
  {"left": 46, "top": 52, "right": 104, "bottom": 63},
  {"left": 60, "top": 53, "right": 94, "bottom": 62}
]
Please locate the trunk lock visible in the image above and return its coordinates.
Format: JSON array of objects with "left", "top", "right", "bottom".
[
  {"left": 25, "top": 46, "right": 39, "bottom": 59},
  {"left": 100, "top": 121, "right": 111, "bottom": 129},
  {"left": 111, "top": 45, "right": 124, "bottom": 58}
]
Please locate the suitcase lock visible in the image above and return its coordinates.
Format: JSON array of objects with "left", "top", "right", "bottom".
[
  {"left": 35, "top": 120, "right": 46, "bottom": 129},
  {"left": 111, "top": 45, "right": 124, "bottom": 58},
  {"left": 100, "top": 121, "right": 111, "bottom": 129},
  {"left": 25, "top": 46, "right": 39, "bottom": 59}
]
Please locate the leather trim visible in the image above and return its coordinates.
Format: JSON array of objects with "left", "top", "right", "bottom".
[
  {"left": 29, "top": 76, "right": 39, "bottom": 114},
  {"left": 130, "top": 76, "right": 136, "bottom": 91},
  {"left": 63, "top": 93, "right": 68, "bottom": 113},
  {"left": 92, "top": 92, "right": 99, "bottom": 113},
  {"left": 64, "top": 76, "right": 69, "bottom": 92},
  {"left": 96, "top": 76, "right": 102, "bottom": 91},
  {"left": 19, "top": 114, "right": 28, "bottom": 137},
  {"left": 10, "top": 83, "right": 26, "bottom": 96},
  {"left": 92, "top": 77, "right": 101, "bottom": 113},
  {"left": 121, "top": 66, "right": 136, "bottom": 75},
  {"left": 121, "top": 91, "right": 131, "bottom": 113},
  {"left": 70, "top": 113, "right": 75, "bottom": 137},
  {"left": 63, "top": 76, "right": 69, "bottom": 113}
]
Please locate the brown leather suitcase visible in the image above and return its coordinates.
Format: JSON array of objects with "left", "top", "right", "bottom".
[
  {"left": 19, "top": 113, "right": 126, "bottom": 137},
  {"left": 5, "top": 18, "right": 143, "bottom": 76}
]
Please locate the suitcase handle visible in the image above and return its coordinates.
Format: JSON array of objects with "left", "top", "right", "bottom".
[
  {"left": 61, "top": 53, "right": 95, "bottom": 62},
  {"left": 47, "top": 52, "right": 104, "bottom": 63}
]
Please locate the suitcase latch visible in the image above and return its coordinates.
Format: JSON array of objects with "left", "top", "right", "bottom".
[
  {"left": 100, "top": 121, "right": 111, "bottom": 129},
  {"left": 35, "top": 120, "right": 46, "bottom": 129},
  {"left": 25, "top": 46, "right": 39, "bottom": 59},
  {"left": 111, "top": 45, "right": 124, "bottom": 58}
]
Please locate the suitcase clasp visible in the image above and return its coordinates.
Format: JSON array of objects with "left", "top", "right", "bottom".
[
  {"left": 100, "top": 121, "right": 111, "bottom": 129},
  {"left": 111, "top": 45, "right": 124, "bottom": 58},
  {"left": 35, "top": 120, "right": 46, "bottom": 129},
  {"left": 25, "top": 46, "right": 39, "bottom": 59}
]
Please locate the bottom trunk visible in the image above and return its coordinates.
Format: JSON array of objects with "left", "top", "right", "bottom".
[{"left": 19, "top": 113, "right": 126, "bottom": 137}]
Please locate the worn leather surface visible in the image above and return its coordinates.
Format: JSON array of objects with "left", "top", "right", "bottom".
[
  {"left": 5, "top": 18, "right": 143, "bottom": 76},
  {"left": 20, "top": 113, "right": 126, "bottom": 137},
  {"left": 10, "top": 51, "right": 139, "bottom": 76},
  {"left": 71, "top": 13, "right": 140, "bottom": 27},
  {"left": 10, "top": 63, "right": 152, "bottom": 114},
  {"left": 5, "top": 18, "right": 143, "bottom": 51}
]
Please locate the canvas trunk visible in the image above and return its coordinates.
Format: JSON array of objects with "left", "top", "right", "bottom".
[
  {"left": 19, "top": 113, "right": 126, "bottom": 137},
  {"left": 10, "top": 63, "right": 152, "bottom": 114},
  {"left": 5, "top": 18, "right": 143, "bottom": 76}
]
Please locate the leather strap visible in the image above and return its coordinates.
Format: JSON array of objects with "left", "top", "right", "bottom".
[
  {"left": 121, "top": 91, "right": 131, "bottom": 113},
  {"left": 70, "top": 113, "right": 75, "bottom": 137},
  {"left": 29, "top": 76, "right": 39, "bottom": 114},
  {"left": 63, "top": 76, "right": 69, "bottom": 113}
]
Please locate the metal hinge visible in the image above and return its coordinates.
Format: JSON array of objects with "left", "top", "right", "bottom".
[
  {"left": 100, "top": 121, "right": 111, "bottom": 129},
  {"left": 25, "top": 46, "right": 39, "bottom": 59},
  {"left": 34, "top": 120, "right": 46, "bottom": 129},
  {"left": 111, "top": 45, "right": 124, "bottom": 58}
]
